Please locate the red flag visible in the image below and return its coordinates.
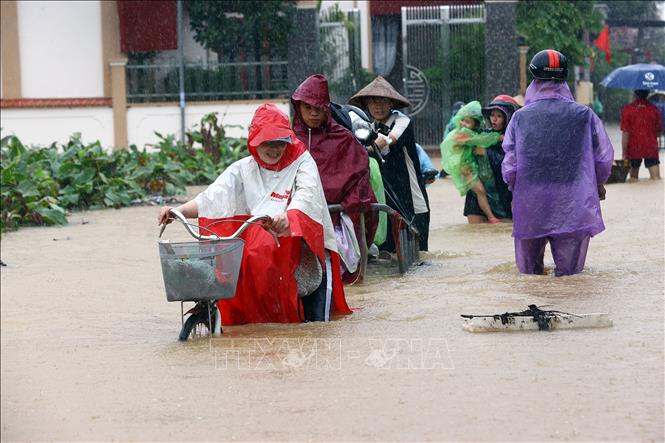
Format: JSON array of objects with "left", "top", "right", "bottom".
[{"left": 594, "top": 24, "right": 611, "bottom": 64}]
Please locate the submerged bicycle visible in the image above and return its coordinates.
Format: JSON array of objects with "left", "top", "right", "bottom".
[{"left": 158, "top": 209, "right": 269, "bottom": 341}]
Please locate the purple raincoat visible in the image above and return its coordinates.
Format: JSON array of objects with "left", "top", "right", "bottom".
[{"left": 502, "top": 80, "right": 614, "bottom": 240}]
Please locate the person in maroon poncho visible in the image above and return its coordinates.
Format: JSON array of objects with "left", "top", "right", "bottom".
[{"left": 291, "top": 74, "right": 378, "bottom": 279}]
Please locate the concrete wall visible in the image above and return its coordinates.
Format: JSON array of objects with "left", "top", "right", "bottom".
[
  {"left": 0, "top": 101, "right": 289, "bottom": 150},
  {"left": 17, "top": 1, "right": 104, "bottom": 98},
  {"left": 126, "top": 100, "right": 290, "bottom": 149},
  {"left": 1, "top": 107, "right": 114, "bottom": 147}
]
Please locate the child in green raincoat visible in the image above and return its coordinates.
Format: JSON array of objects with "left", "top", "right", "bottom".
[{"left": 440, "top": 101, "right": 502, "bottom": 224}]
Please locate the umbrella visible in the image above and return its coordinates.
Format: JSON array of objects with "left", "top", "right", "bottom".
[{"left": 600, "top": 63, "right": 665, "bottom": 90}]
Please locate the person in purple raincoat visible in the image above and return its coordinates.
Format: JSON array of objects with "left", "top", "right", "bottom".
[{"left": 501, "top": 49, "right": 614, "bottom": 276}]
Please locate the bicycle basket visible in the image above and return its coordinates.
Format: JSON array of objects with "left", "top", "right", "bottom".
[{"left": 158, "top": 238, "right": 245, "bottom": 302}]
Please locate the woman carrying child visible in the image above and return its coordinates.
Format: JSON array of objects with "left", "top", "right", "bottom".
[
  {"left": 463, "top": 95, "right": 520, "bottom": 223},
  {"left": 440, "top": 100, "right": 502, "bottom": 224},
  {"left": 349, "top": 76, "right": 430, "bottom": 251}
]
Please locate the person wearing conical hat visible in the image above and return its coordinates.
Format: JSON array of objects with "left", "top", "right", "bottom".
[
  {"left": 349, "top": 76, "right": 412, "bottom": 153},
  {"left": 349, "top": 76, "right": 430, "bottom": 251}
]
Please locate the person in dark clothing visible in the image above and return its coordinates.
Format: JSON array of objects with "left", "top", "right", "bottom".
[
  {"left": 464, "top": 95, "right": 519, "bottom": 223},
  {"left": 349, "top": 76, "right": 430, "bottom": 251}
]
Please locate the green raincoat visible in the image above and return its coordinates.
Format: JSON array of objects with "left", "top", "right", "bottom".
[
  {"left": 439, "top": 101, "right": 500, "bottom": 196},
  {"left": 369, "top": 157, "right": 387, "bottom": 245}
]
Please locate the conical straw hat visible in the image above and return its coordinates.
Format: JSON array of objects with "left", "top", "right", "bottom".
[{"left": 349, "top": 76, "right": 411, "bottom": 109}]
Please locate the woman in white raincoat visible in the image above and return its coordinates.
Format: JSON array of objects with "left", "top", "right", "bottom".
[{"left": 158, "top": 104, "right": 352, "bottom": 323}]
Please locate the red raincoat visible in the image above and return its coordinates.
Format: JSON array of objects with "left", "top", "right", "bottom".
[{"left": 194, "top": 104, "right": 351, "bottom": 324}]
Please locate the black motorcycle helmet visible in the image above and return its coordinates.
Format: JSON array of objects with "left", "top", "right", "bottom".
[{"left": 528, "top": 49, "right": 568, "bottom": 81}]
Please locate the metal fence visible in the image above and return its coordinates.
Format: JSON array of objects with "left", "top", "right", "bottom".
[
  {"left": 126, "top": 9, "right": 362, "bottom": 104},
  {"left": 126, "top": 59, "right": 289, "bottom": 103},
  {"left": 401, "top": 4, "right": 485, "bottom": 145},
  {"left": 319, "top": 9, "right": 363, "bottom": 103}
]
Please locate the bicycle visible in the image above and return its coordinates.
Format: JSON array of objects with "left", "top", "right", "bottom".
[{"left": 158, "top": 208, "right": 270, "bottom": 341}]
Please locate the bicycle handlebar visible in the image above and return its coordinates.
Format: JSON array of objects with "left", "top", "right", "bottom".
[{"left": 159, "top": 208, "right": 271, "bottom": 241}]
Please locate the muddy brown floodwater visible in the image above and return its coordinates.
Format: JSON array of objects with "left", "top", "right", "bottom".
[{"left": 1, "top": 153, "right": 663, "bottom": 442}]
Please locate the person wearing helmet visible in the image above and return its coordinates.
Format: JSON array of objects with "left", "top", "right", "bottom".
[
  {"left": 501, "top": 49, "right": 614, "bottom": 276},
  {"left": 463, "top": 95, "right": 520, "bottom": 223}
]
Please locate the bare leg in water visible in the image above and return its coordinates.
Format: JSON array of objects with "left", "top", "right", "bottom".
[
  {"left": 470, "top": 179, "right": 500, "bottom": 224},
  {"left": 467, "top": 215, "right": 485, "bottom": 224},
  {"left": 647, "top": 164, "right": 661, "bottom": 180},
  {"left": 628, "top": 166, "right": 639, "bottom": 182}
]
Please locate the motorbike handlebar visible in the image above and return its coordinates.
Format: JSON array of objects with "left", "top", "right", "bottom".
[{"left": 370, "top": 142, "right": 386, "bottom": 164}]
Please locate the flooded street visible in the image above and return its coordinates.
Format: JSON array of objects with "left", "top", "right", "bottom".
[{"left": 1, "top": 152, "right": 663, "bottom": 442}]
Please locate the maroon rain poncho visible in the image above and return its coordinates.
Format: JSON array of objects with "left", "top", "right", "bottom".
[
  {"left": 502, "top": 80, "right": 614, "bottom": 240},
  {"left": 291, "top": 75, "right": 377, "bottom": 245}
]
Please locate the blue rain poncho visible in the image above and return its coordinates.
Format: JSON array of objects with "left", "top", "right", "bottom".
[
  {"left": 440, "top": 101, "right": 501, "bottom": 195},
  {"left": 501, "top": 80, "right": 614, "bottom": 239}
]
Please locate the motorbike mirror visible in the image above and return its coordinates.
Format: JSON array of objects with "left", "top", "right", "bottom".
[
  {"left": 352, "top": 119, "right": 372, "bottom": 144},
  {"left": 346, "top": 106, "right": 371, "bottom": 122}
]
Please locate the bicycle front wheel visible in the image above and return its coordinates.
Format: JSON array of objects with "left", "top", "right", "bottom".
[{"left": 178, "top": 312, "right": 212, "bottom": 341}]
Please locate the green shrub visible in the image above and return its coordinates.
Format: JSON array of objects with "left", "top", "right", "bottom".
[
  {"left": 56, "top": 134, "right": 148, "bottom": 209},
  {"left": 1, "top": 134, "right": 66, "bottom": 230}
]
